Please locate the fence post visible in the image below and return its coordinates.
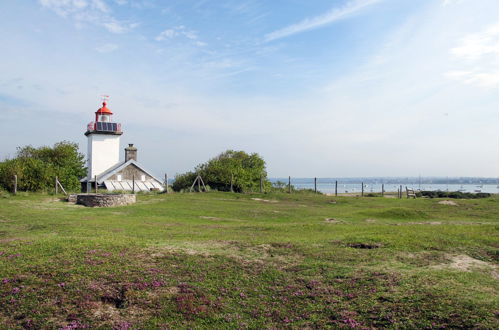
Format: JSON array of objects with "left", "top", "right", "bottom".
[
  {"left": 260, "top": 175, "right": 263, "bottom": 193},
  {"left": 14, "top": 175, "right": 17, "bottom": 195},
  {"left": 95, "top": 175, "right": 98, "bottom": 193},
  {"left": 132, "top": 175, "right": 135, "bottom": 194},
  {"left": 198, "top": 175, "right": 202, "bottom": 193},
  {"left": 335, "top": 181, "right": 338, "bottom": 197},
  {"left": 314, "top": 177, "right": 317, "bottom": 194},
  {"left": 55, "top": 176, "right": 58, "bottom": 195},
  {"left": 165, "top": 174, "right": 169, "bottom": 194},
  {"left": 400, "top": 185, "right": 402, "bottom": 199},
  {"left": 361, "top": 182, "right": 364, "bottom": 197},
  {"left": 382, "top": 184, "right": 384, "bottom": 197},
  {"left": 230, "top": 173, "right": 234, "bottom": 193},
  {"left": 288, "top": 176, "right": 291, "bottom": 194}
]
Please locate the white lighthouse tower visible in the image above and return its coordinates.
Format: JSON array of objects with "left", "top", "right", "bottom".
[
  {"left": 84, "top": 100, "right": 122, "bottom": 190},
  {"left": 80, "top": 98, "right": 164, "bottom": 193}
]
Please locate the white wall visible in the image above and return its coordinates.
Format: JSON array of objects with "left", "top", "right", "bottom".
[{"left": 87, "top": 134, "right": 121, "bottom": 179}]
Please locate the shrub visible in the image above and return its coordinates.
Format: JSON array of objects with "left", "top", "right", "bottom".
[
  {"left": 173, "top": 150, "right": 271, "bottom": 193},
  {"left": 0, "top": 141, "right": 86, "bottom": 192},
  {"left": 416, "top": 191, "right": 491, "bottom": 199}
]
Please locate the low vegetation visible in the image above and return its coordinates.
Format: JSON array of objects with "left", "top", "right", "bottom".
[
  {"left": 172, "top": 150, "right": 271, "bottom": 193},
  {"left": 0, "top": 192, "right": 497, "bottom": 328},
  {"left": 0, "top": 141, "right": 86, "bottom": 192},
  {"left": 418, "top": 190, "right": 491, "bottom": 199}
]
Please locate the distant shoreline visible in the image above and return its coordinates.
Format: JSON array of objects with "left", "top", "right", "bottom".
[{"left": 269, "top": 177, "right": 499, "bottom": 185}]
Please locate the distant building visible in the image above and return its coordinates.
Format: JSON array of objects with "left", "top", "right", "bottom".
[{"left": 80, "top": 101, "right": 164, "bottom": 193}]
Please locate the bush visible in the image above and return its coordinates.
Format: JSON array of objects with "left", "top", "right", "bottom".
[
  {"left": 0, "top": 141, "right": 86, "bottom": 192},
  {"left": 173, "top": 150, "right": 271, "bottom": 193},
  {"left": 416, "top": 191, "right": 491, "bottom": 199},
  {"left": 172, "top": 171, "right": 198, "bottom": 192},
  {"left": 365, "top": 193, "right": 382, "bottom": 197}
]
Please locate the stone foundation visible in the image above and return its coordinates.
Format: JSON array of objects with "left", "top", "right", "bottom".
[
  {"left": 67, "top": 194, "right": 78, "bottom": 203},
  {"left": 76, "top": 194, "right": 136, "bottom": 207}
]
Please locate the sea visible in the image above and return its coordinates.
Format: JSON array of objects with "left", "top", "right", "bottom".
[{"left": 269, "top": 178, "right": 499, "bottom": 194}]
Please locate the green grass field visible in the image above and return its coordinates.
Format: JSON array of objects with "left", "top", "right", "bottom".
[{"left": 0, "top": 192, "right": 497, "bottom": 329}]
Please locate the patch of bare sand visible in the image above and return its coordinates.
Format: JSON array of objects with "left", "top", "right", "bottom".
[
  {"left": 438, "top": 200, "right": 458, "bottom": 206},
  {"left": 433, "top": 255, "right": 498, "bottom": 279},
  {"left": 365, "top": 219, "right": 377, "bottom": 223},
  {"left": 199, "top": 216, "right": 244, "bottom": 222},
  {"left": 199, "top": 216, "right": 222, "bottom": 220},
  {"left": 91, "top": 302, "right": 146, "bottom": 326},
  {"left": 148, "top": 241, "right": 303, "bottom": 269},
  {"left": 251, "top": 198, "right": 278, "bottom": 203},
  {"left": 393, "top": 221, "right": 442, "bottom": 225},
  {"left": 324, "top": 218, "right": 344, "bottom": 224}
]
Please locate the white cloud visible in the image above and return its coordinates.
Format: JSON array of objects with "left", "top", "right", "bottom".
[
  {"left": 446, "top": 70, "right": 499, "bottom": 88},
  {"left": 155, "top": 29, "right": 178, "bottom": 41},
  {"left": 441, "top": 0, "right": 464, "bottom": 6},
  {"left": 95, "top": 43, "right": 118, "bottom": 53},
  {"left": 102, "top": 20, "right": 128, "bottom": 33},
  {"left": 264, "top": 0, "right": 382, "bottom": 42},
  {"left": 451, "top": 22, "right": 499, "bottom": 60},
  {"left": 39, "top": 0, "right": 136, "bottom": 34},
  {"left": 448, "top": 22, "right": 499, "bottom": 87},
  {"left": 155, "top": 26, "right": 203, "bottom": 44}
]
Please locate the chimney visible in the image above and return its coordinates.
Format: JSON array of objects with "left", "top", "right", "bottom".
[{"left": 125, "top": 144, "right": 137, "bottom": 162}]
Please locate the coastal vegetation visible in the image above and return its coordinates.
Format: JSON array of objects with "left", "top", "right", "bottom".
[
  {"left": 172, "top": 150, "right": 271, "bottom": 192},
  {"left": 0, "top": 191, "right": 497, "bottom": 328},
  {"left": 0, "top": 141, "right": 85, "bottom": 192}
]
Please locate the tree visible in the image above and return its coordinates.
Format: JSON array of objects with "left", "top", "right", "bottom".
[
  {"left": 173, "top": 150, "right": 271, "bottom": 193},
  {"left": 0, "top": 141, "right": 86, "bottom": 192}
]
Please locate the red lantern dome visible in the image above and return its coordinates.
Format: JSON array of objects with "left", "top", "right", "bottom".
[{"left": 96, "top": 101, "right": 113, "bottom": 115}]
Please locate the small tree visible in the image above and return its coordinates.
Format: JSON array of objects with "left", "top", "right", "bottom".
[
  {"left": 0, "top": 141, "right": 86, "bottom": 192},
  {"left": 173, "top": 150, "right": 271, "bottom": 193}
]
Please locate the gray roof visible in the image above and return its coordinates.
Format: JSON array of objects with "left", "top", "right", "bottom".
[
  {"left": 81, "top": 159, "right": 164, "bottom": 185},
  {"left": 104, "top": 180, "right": 164, "bottom": 192}
]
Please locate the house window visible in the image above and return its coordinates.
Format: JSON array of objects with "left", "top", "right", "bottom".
[
  {"left": 141, "top": 175, "right": 146, "bottom": 182},
  {"left": 117, "top": 175, "right": 122, "bottom": 182}
]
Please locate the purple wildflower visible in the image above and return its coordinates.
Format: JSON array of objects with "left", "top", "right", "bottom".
[
  {"left": 12, "top": 287, "right": 20, "bottom": 294},
  {"left": 343, "top": 318, "right": 362, "bottom": 327},
  {"left": 58, "top": 282, "right": 66, "bottom": 288},
  {"left": 2, "top": 278, "right": 10, "bottom": 284},
  {"left": 60, "top": 320, "right": 88, "bottom": 330},
  {"left": 151, "top": 280, "right": 163, "bottom": 288},
  {"left": 148, "top": 268, "right": 161, "bottom": 273},
  {"left": 113, "top": 321, "right": 132, "bottom": 330}
]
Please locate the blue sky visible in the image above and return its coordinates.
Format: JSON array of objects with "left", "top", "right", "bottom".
[{"left": 1, "top": 0, "right": 498, "bottom": 178}]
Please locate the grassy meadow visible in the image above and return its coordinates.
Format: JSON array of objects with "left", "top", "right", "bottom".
[{"left": 0, "top": 191, "right": 497, "bottom": 329}]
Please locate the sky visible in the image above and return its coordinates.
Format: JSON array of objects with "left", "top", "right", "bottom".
[{"left": 0, "top": 0, "right": 498, "bottom": 178}]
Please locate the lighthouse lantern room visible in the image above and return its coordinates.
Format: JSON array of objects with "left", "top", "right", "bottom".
[{"left": 85, "top": 101, "right": 123, "bottom": 185}]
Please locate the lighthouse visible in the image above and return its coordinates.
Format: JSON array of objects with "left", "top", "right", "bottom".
[
  {"left": 85, "top": 101, "right": 122, "bottom": 181},
  {"left": 81, "top": 99, "right": 164, "bottom": 193}
]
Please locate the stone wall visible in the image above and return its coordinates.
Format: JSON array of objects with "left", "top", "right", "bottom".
[
  {"left": 76, "top": 194, "right": 136, "bottom": 207},
  {"left": 67, "top": 194, "right": 78, "bottom": 203}
]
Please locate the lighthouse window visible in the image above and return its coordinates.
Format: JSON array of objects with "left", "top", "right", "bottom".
[
  {"left": 117, "top": 175, "right": 122, "bottom": 182},
  {"left": 141, "top": 175, "right": 146, "bottom": 182},
  {"left": 99, "top": 115, "right": 110, "bottom": 122}
]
